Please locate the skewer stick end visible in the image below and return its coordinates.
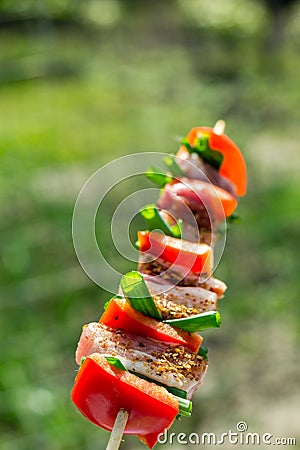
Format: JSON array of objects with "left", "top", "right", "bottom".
[
  {"left": 106, "top": 409, "right": 129, "bottom": 450},
  {"left": 213, "top": 120, "right": 226, "bottom": 136}
]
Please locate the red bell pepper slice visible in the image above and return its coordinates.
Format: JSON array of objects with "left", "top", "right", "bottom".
[
  {"left": 100, "top": 296, "right": 202, "bottom": 353},
  {"left": 138, "top": 230, "right": 213, "bottom": 274},
  {"left": 71, "top": 353, "right": 178, "bottom": 448},
  {"left": 183, "top": 126, "right": 247, "bottom": 196}
]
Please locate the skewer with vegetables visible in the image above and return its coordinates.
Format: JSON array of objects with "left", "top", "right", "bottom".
[{"left": 71, "top": 121, "right": 247, "bottom": 449}]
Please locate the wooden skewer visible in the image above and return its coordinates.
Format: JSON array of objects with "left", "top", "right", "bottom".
[
  {"left": 106, "top": 409, "right": 129, "bottom": 450},
  {"left": 213, "top": 119, "right": 226, "bottom": 136}
]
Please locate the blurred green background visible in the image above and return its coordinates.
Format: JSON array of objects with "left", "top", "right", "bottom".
[{"left": 1, "top": 1, "right": 300, "bottom": 449}]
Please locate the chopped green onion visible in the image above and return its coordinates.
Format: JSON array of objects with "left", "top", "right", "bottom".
[
  {"left": 120, "top": 271, "right": 163, "bottom": 320},
  {"left": 105, "top": 356, "right": 127, "bottom": 371},
  {"left": 170, "top": 218, "right": 183, "bottom": 239},
  {"left": 164, "top": 311, "right": 222, "bottom": 332},
  {"left": 145, "top": 166, "right": 172, "bottom": 187},
  {"left": 140, "top": 204, "right": 178, "bottom": 237},
  {"left": 167, "top": 386, "right": 187, "bottom": 399},
  {"left": 197, "top": 134, "right": 210, "bottom": 152},
  {"left": 181, "top": 135, "right": 224, "bottom": 171},
  {"left": 177, "top": 397, "right": 193, "bottom": 417},
  {"left": 80, "top": 357, "right": 86, "bottom": 366},
  {"left": 181, "top": 138, "right": 194, "bottom": 153},
  {"left": 163, "top": 154, "right": 185, "bottom": 177},
  {"left": 218, "top": 213, "right": 241, "bottom": 235},
  {"left": 198, "top": 344, "right": 208, "bottom": 361},
  {"left": 103, "top": 300, "right": 111, "bottom": 311},
  {"left": 227, "top": 212, "right": 241, "bottom": 224}
]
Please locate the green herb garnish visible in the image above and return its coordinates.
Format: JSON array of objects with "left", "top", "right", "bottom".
[
  {"left": 198, "top": 344, "right": 208, "bottom": 361},
  {"left": 140, "top": 204, "right": 176, "bottom": 237},
  {"left": 163, "top": 154, "right": 185, "bottom": 177},
  {"left": 182, "top": 134, "right": 223, "bottom": 171},
  {"left": 164, "top": 311, "right": 222, "bottom": 332},
  {"left": 145, "top": 166, "right": 172, "bottom": 187},
  {"left": 105, "top": 356, "right": 127, "bottom": 371},
  {"left": 120, "top": 271, "right": 162, "bottom": 320},
  {"left": 140, "top": 204, "right": 181, "bottom": 238}
]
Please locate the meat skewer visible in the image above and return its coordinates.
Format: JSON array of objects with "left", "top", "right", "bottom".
[{"left": 71, "top": 120, "right": 247, "bottom": 449}]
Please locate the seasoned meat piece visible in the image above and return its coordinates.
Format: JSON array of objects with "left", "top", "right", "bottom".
[
  {"left": 176, "top": 147, "right": 236, "bottom": 196},
  {"left": 76, "top": 323, "right": 207, "bottom": 399},
  {"left": 139, "top": 253, "right": 226, "bottom": 298},
  {"left": 157, "top": 178, "right": 236, "bottom": 232},
  {"left": 159, "top": 209, "right": 216, "bottom": 245},
  {"left": 143, "top": 275, "right": 219, "bottom": 320}
]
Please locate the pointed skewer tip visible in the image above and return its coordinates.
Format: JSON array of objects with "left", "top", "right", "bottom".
[{"left": 213, "top": 120, "right": 226, "bottom": 136}]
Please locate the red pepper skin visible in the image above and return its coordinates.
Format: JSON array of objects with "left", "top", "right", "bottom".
[
  {"left": 138, "top": 230, "right": 213, "bottom": 274},
  {"left": 183, "top": 126, "right": 247, "bottom": 196},
  {"left": 100, "top": 296, "right": 202, "bottom": 353},
  {"left": 71, "top": 354, "right": 178, "bottom": 448}
]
